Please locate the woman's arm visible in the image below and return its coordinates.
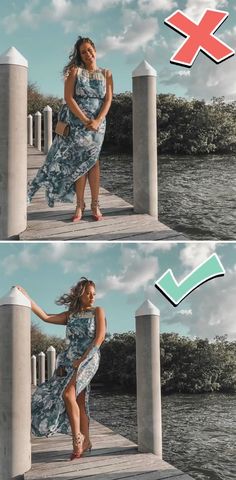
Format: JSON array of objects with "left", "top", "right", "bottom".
[
  {"left": 64, "top": 66, "right": 90, "bottom": 126},
  {"left": 73, "top": 306, "right": 106, "bottom": 368},
  {"left": 16, "top": 286, "right": 68, "bottom": 325},
  {"left": 87, "top": 70, "right": 113, "bottom": 131}
]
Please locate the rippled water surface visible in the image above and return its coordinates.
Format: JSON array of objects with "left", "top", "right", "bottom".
[
  {"left": 90, "top": 391, "right": 236, "bottom": 480},
  {"left": 100, "top": 154, "right": 236, "bottom": 240}
]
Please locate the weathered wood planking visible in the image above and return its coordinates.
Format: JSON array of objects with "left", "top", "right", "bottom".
[
  {"left": 20, "top": 147, "right": 187, "bottom": 241},
  {"left": 25, "top": 419, "right": 194, "bottom": 480}
]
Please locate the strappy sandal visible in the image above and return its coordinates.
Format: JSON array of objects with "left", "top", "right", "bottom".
[
  {"left": 91, "top": 200, "right": 103, "bottom": 221},
  {"left": 82, "top": 438, "right": 92, "bottom": 454},
  {"left": 72, "top": 201, "right": 86, "bottom": 223},
  {"left": 70, "top": 432, "right": 84, "bottom": 460}
]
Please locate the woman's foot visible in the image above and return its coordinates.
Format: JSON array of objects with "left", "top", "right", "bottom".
[
  {"left": 82, "top": 438, "right": 92, "bottom": 454},
  {"left": 91, "top": 200, "right": 102, "bottom": 221},
  {"left": 72, "top": 201, "right": 86, "bottom": 223},
  {"left": 70, "top": 432, "right": 84, "bottom": 460}
]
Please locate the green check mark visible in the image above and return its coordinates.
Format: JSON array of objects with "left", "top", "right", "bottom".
[{"left": 155, "top": 253, "right": 225, "bottom": 306}]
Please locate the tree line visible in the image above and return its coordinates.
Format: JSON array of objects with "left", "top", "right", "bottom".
[
  {"left": 28, "top": 83, "right": 236, "bottom": 155},
  {"left": 32, "top": 325, "right": 236, "bottom": 395}
]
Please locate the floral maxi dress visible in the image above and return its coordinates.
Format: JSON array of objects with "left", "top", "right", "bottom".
[
  {"left": 31, "top": 309, "right": 100, "bottom": 437},
  {"left": 28, "top": 67, "right": 107, "bottom": 207}
]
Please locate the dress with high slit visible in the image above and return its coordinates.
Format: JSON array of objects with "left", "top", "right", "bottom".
[
  {"left": 28, "top": 67, "right": 106, "bottom": 207},
  {"left": 31, "top": 308, "right": 100, "bottom": 437}
]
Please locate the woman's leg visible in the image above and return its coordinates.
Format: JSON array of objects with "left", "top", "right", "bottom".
[
  {"left": 63, "top": 375, "right": 84, "bottom": 455},
  {"left": 74, "top": 174, "right": 87, "bottom": 218},
  {"left": 88, "top": 161, "right": 102, "bottom": 218},
  {"left": 77, "top": 390, "right": 91, "bottom": 451}
]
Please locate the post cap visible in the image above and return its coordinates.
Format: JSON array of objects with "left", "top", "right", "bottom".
[
  {"left": 35, "top": 111, "right": 42, "bottom": 116},
  {"left": 0, "top": 46, "right": 28, "bottom": 67},
  {"left": 0, "top": 286, "right": 31, "bottom": 307},
  {"left": 38, "top": 352, "right": 45, "bottom": 357},
  {"left": 135, "top": 299, "right": 160, "bottom": 317},
  {"left": 27, "top": 114, "right": 33, "bottom": 118},
  {"left": 47, "top": 345, "right": 56, "bottom": 352},
  {"left": 43, "top": 105, "right": 52, "bottom": 112},
  {"left": 132, "top": 60, "right": 157, "bottom": 78}
]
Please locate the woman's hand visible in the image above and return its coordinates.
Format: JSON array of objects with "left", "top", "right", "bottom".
[
  {"left": 86, "top": 118, "right": 101, "bottom": 131},
  {"left": 73, "top": 358, "right": 82, "bottom": 369}
]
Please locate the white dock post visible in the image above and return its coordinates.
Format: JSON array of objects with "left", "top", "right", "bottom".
[
  {"left": 0, "top": 46, "right": 28, "bottom": 239},
  {"left": 43, "top": 105, "right": 52, "bottom": 154},
  {"left": 38, "top": 351, "right": 45, "bottom": 384},
  {"left": 34, "top": 111, "right": 42, "bottom": 151},
  {"left": 47, "top": 345, "right": 56, "bottom": 379},
  {"left": 135, "top": 299, "right": 162, "bottom": 457},
  {"left": 0, "top": 287, "right": 31, "bottom": 479},
  {"left": 27, "top": 114, "right": 33, "bottom": 146},
  {"left": 31, "top": 354, "right": 37, "bottom": 386},
  {"left": 132, "top": 61, "right": 158, "bottom": 217}
]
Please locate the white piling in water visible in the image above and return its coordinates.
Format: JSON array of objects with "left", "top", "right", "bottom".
[
  {"left": 135, "top": 299, "right": 162, "bottom": 458},
  {"left": 132, "top": 61, "right": 158, "bottom": 218}
]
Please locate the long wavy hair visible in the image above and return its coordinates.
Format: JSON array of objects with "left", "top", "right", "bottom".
[
  {"left": 63, "top": 36, "right": 96, "bottom": 77},
  {"left": 56, "top": 277, "right": 96, "bottom": 315}
]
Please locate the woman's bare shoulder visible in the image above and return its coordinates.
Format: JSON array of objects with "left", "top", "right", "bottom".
[{"left": 95, "top": 306, "right": 105, "bottom": 315}]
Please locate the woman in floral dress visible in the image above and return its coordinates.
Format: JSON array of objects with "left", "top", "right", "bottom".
[
  {"left": 17, "top": 278, "right": 106, "bottom": 460},
  {"left": 28, "top": 37, "right": 113, "bottom": 222}
]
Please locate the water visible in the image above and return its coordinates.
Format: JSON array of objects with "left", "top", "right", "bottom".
[
  {"left": 90, "top": 391, "right": 236, "bottom": 480},
  {"left": 100, "top": 154, "right": 236, "bottom": 240}
]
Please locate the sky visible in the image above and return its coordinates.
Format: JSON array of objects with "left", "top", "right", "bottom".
[
  {"left": 0, "top": 241, "right": 236, "bottom": 341},
  {"left": 0, "top": 0, "right": 236, "bottom": 100}
]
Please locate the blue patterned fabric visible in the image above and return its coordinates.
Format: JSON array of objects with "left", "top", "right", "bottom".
[
  {"left": 31, "top": 309, "right": 100, "bottom": 437},
  {"left": 28, "top": 67, "right": 106, "bottom": 207}
]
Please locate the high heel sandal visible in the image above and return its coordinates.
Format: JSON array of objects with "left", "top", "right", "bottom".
[
  {"left": 70, "top": 432, "right": 84, "bottom": 460},
  {"left": 82, "top": 439, "right": 92, "bottom": 454},
  {"left": 91, "top": 200, "right": 103, "bottom": 221},
  {"left": 72, "top": 201, "right": 86, "bottom": 223}
]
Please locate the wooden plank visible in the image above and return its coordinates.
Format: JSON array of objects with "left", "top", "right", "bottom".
[
  {"left": 25, "top": 419, "right": 194, "bottom": 480},
  {"left": 22, "top": 147, "right": 188, "bottom": 241}
]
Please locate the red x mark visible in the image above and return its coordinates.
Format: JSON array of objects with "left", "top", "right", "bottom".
[{"left": 165, "top": 9, "right": 235, "bottom": 67}]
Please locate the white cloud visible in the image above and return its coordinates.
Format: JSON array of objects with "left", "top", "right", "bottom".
[
  {"left": 184, "top": 0, "right": 228, "bottom": 21},
  {"left": 138, "top": 0, "right": 177, "bottom": 14},
  {"left": 180, "top": 243, "right": 217, "bottom": 270},
  {"left": 165, "top": 270, "right": 236, "bottom": 340},
  {"left": 137, "top": 243, "right": 175, "bottom": 253},
  {"left": 1, "top": 0, "right": 40, "bottom": 33},
  {"left": 86, "top": 0, "right": 132, "bottom": 12},
  {"left": 1, "top": 248, "right": 38, "bottom": 275},
  {"left": 179, "top": 308, "right": 192, "bottom": 315},
  {"left": 1, "top": 255, "right": 19, "bottom": 275},
  {"left": 51, "top": 0, "right": 72, "bottom": 20},
  {"left": 98, "top": 10, "right": 158, "bottom": 56},
  {"left": 97, "top": 247, "right": 159, "bottom": 297},
  {"left": 43, "top": 243, "right": 71, "bottom": 261},
  {"left": 1, "top": 0, "right": 86, "bottom": 34}
]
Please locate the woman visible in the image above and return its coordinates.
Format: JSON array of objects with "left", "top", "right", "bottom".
[
  {"left": 17, "top": 278, "right": 106, "bottom": 460},
  {"left": 28, "top": 37, "right": 113, "bottom": 222}
]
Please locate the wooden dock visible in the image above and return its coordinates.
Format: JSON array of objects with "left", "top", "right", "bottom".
[
  {"left": 20, "top": 147, "right": 187, "bottom": 241},
  {"left": 25, "top": 419, "right": 194, "bottom": 480}
]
